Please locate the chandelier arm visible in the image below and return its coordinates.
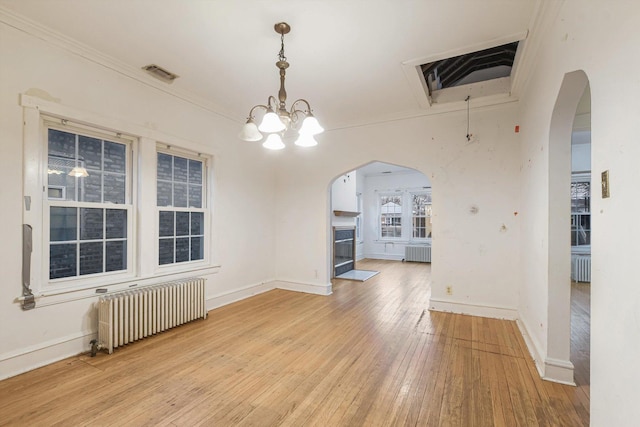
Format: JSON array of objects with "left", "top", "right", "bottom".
[
  {"left": 248, "top": 104, "right": 269, "bottom": 119},
  {"left": 290, "top": 99, "right": 313, "bottom": 113},
  {"left": 266, "top": 96, "right": 278, "bottom": 110}
]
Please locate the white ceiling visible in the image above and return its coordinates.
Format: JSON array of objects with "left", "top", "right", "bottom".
[{"left": 0, "top": 0, "right": 539, "bottom": 131}]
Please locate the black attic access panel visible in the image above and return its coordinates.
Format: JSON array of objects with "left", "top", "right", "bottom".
[{"left": 421, "top": 41, "right": 519, "bottom": 90}]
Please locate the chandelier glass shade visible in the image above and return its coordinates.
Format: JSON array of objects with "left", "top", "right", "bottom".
[{"left": 238, "top": 22, "right": 324, "bottom": 149}]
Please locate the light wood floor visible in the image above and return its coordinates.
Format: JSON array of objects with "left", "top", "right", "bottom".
[
  {"left": 0, "top": 260, "right": 589, "bottom": 426},
  {"left": 571, "top": 281, "right": 591, "bottom": 395}
]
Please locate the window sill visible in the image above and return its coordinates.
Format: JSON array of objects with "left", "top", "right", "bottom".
[{"left": 16, "top": 265, "right": 221, "bottom": 308}]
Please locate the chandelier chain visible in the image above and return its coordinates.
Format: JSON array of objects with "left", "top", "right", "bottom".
[{"left": 278, "top": 32, "right": 287, "bottom": 62}]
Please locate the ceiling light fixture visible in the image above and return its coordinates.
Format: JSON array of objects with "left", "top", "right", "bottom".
[
  {"left": 238, "top": 22, "right": 324, "bottom": 150},
  {"left": 69, "top": 166, "right": 89, "bottom": 177}
]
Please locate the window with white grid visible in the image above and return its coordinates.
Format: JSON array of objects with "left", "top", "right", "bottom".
[
  {"left": 46, "top": 125, "right": 132, "bottom": 281},
  {"left": 157, "top": 151, "right": 207, "bottom": 265}
]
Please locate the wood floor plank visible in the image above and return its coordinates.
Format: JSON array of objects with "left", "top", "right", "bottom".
[{"left": 0, "top": 259, "right": 589, "bottom": 426}]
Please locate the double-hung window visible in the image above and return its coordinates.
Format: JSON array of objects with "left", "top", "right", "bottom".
[
  {"left": 379, "top": 194, "right": 403, "bottom": 239},
  {"left": 411, "top": 192, "right": 432, "bottom": 239},
  {"left": 46, "top": 124, "right": 132, "bottom": 281},
  {"left": 378, "top": 190, "right": 433, "bottom": 241},
  {"left": 157, "top": 151, "right": 207, "bottom": 266}
]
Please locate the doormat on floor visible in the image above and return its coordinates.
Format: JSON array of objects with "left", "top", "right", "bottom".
[{"left": 336, "top": 270, "right": 380, "bottom": 282}]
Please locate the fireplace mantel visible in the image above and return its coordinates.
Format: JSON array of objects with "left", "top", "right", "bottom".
[{"left": 333, "top": 210, "right": 360, "bottom": 217}]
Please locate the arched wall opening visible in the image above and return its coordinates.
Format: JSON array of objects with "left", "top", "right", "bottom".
[
  {"left": 328, "top": 160, "right": 433, "bottom": 281},
  {"left": 546, "top": 70, "right": 590, "bottom": 385}
]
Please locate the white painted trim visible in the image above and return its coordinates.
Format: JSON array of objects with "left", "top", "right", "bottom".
[
  {"left": 516, "top": 318, "right": 576, "bottom": 386},
  {"left": 364, "top": 252, "right": 404, "bottom": 261},
  {"left": 516, "top": 318, "right": 545, "bottom": 378},
  {"left": 429, "top": 298, "right": 518, "bottom": 320},
  {"left": 0, "top": 332, "right": 94, "bottom": 381},
  {"left": 543, "top": 358, "right": 576, "bottom": 386},
  {"left": 206, "top": 281, "right": 275, "bottom": 311},
  {"left": 272, "top": 280, "right": 333, "bottom": 296},
  {"left": 403, "top": 31, "right": 529, "bottom": 68}
]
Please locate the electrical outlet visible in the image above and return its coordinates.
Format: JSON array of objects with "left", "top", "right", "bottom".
[{"left": 446, "top": 286, "right": 453, "bottom": 295}]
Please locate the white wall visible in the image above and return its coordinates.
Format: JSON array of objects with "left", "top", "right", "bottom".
[
  {"left": 330, "top": 170, "right": 357, "bottom": 228},
  {"left": 355, "top": 170, "right": 365, "bottom": 260},
  {"left": 518, "top": 0, "right": 640, "bottom": 423},
  {"left": 275, "top": 102, "right": 522, "bottom": 319},
  {"left": 0, "top": 20, "right": 277, "bottom": 378},
  {"left": 362, "top": 170, "right": 431, "bottom": 261},
  {"left": 572, "top": 132, "right": 591, "bottom": 173}
]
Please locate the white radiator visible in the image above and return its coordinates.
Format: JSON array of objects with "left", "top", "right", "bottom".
[
  {"left": 571, "top": 255, "right": 591, "bottom": 282},
  {"left": 405, "top": 245, "right": 431, "bottom": 263},
  {"left": 97, "top": 277, "right": 207, "bottom": 354}
]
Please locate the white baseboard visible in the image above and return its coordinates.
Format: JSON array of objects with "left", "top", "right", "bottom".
[
  {"left": 543, "top": 358, "right": 576, "bottom": 386},
  {"left": 516, "top": 318, "right": 576, "bottom": 386},
  {"left": 363, "top": 253, "right": 404, "bottom": 261},
  {"left": 516, "top": 318, "right": 545, "bottom": 377},
  {"left": 0, "top": 332, "right": 94, "bottom": 381},
  {"left": 272, "top": 280, "right": 333, "bottom": 296},
  {"left": 206, "top": 281, "right": 275, "bottom": 311},
  {"left": 429, "top": 298, "right": 518, "bottom": 320}
]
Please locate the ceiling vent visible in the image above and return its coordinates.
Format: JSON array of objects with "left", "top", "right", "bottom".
[{"left": 142, "top": 64, "right": 179, "bottom": 84}]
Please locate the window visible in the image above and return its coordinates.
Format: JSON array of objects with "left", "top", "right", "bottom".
[
  {"left": 24, "top": 98, "right": 217, "bottom": 297},
  {"left": 46, "top": 126, "right": 131, "bottom": 280},
  {"left": 378, "top": 190, "right": 433, "bottom": 241},
  {"left": 157, "top": 151, "right": 206, "bottom": 265},
  {"left": 571, "top": 176, "right": 590, "bottom": 247},
  {"left": 380, "top": 194, "right": 402, "bottom": 238},
  {"left": 412, "top": 193, "right": 432, "bottom": 239}
]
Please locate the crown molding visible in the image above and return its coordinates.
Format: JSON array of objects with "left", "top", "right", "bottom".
[
  {"left": 510, "top": 0, "right": 565, "bottom": 98},
  {"left": 0, "top": 6, "right": 241, "bottom": 124}
]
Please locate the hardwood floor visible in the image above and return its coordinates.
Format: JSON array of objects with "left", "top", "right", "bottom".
[
  {"left": 0, "top": 260, "right": 589, "bottom": 426},
  {"left": 571, "top": 281, "right": 591, "bottom": 400}
]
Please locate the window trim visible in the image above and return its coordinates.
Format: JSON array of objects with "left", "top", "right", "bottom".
[
  {"left": 42, "top": 119, "right": 137, "bottom": 291},
  {"left": 154, "top": 146, "right": 211, "bottom": 272},
  {"left": 378, "top": 192, "right": 404, "bottom": 241},
  {"left": 410, "top": 190, "right": 433, "bottom": 241},
  {"left": 377, "top": 189, "right": 433, "bottom": 243},
  {"left": 20, "top": 94, "right": 219, "bottom": 304}
]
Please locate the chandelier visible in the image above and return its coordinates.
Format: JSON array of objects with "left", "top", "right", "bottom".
[{"left": 238, "top": 22, "right": 324, "bottom": 150}]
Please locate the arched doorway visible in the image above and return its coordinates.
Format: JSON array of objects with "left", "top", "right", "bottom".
[
  {"left": 329, "top": 161, "right": 433, "bottom": 279},
  {"left": 546, "top": 70, "right": 590, "bottom": 385}
]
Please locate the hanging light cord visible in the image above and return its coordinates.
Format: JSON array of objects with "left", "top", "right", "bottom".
[{"left": 465, "top": 96, "right": 471, "bottom": 141}]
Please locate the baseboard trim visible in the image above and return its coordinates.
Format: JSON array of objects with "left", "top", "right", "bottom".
[
  {"left": 272, "top": 280, "right": 333, "bottom": 296},
  {"left": 0, "top": 332, "right": 94, "bottom": 381},
  {"left": 206, "top": 281, "right": 275, "bottom": 311},
  {"left": 429, "top": 298, "right": 518, "bottom": 320},
  {"left": 515, "top": 319, "right": 576, "bottom": 386},
  {"left": 363, "top": 253, "right": 404, "bottom": 261},
  {"left": 543, "top": 357, "right": 576, "bottom": 386},
  {"left": 516, "top": 318, "right": 545, "bottom": 378}
]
